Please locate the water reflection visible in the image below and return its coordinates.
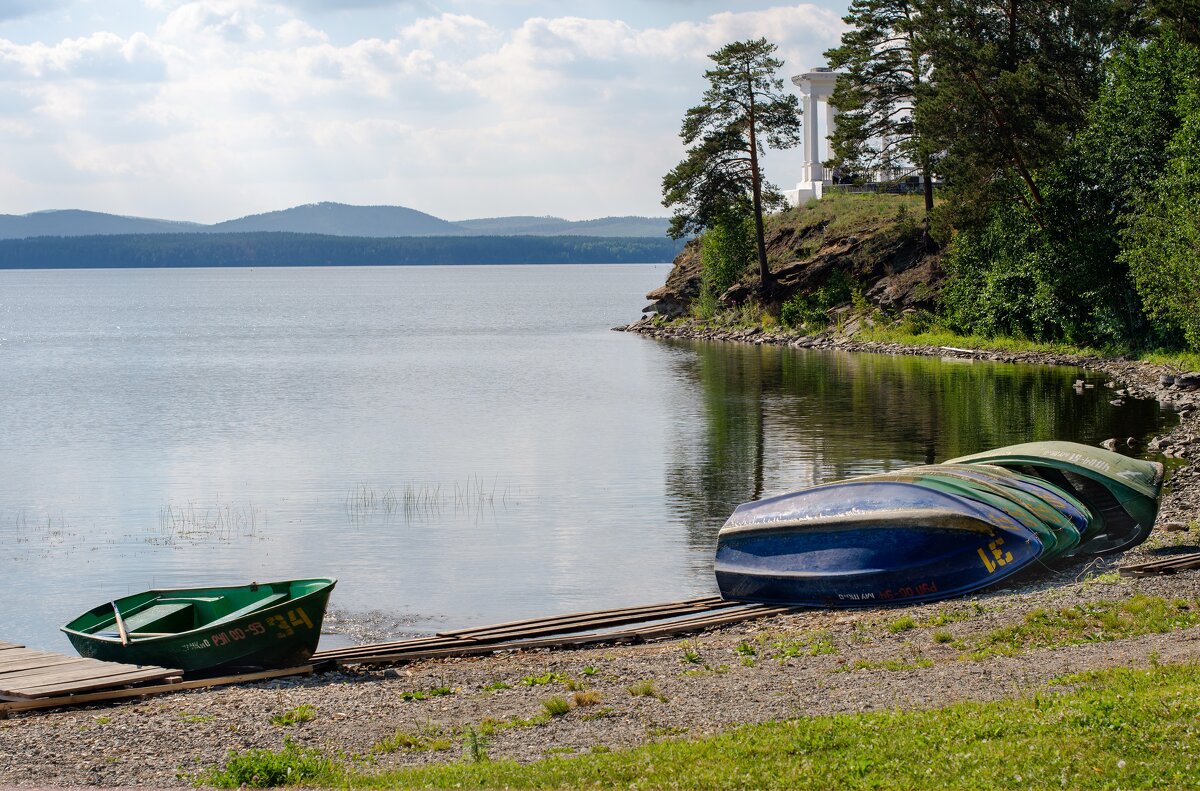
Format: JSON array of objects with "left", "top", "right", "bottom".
[{"left": 664, "top": 339, "right": 1173, "bottom": 549}]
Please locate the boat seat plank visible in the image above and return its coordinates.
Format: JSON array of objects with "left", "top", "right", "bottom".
[
  {"left": 122, "top": 602, "right": 193, "bottom": 632},
  {"left": 206, "top": 593, "right": 289, "bottom": 627}
]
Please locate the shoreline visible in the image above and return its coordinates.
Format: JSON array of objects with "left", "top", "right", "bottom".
[{"left": 3, "top": 327, "right": 1199, "bottom": 787}]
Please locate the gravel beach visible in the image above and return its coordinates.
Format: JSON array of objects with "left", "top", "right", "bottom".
[{"left": 1, "top": 340, "right": 1197, "bottom": 788}]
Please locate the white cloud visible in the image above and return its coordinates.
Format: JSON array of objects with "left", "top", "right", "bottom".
[{"left": 0, "top": 2, "right": 845, "bottom": 221}]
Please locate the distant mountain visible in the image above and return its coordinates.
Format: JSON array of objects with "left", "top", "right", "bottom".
[
  {"left": 0, "top": 210, "right": 202, "bottom": 240},
  {"left": 0, "top": 203, "right": 671, "bottom": 240},
  {"left": 208, "top": 202, "right": 458, "bottom": 237}
]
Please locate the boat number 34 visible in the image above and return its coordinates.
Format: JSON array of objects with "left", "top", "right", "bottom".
[
  {"left": 266, "top": 607, "right": 314, "bottom": 639},
  {"left": 977, "top": 538, "right": 1014, "bottom": 574}
]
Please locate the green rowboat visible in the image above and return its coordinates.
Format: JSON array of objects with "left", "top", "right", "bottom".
[
  {"left": 946, "top": 441, "right": 1164, "bottom": 554},
  {"left": 62, "top": 578, "right": 336, "bottom": 672}
]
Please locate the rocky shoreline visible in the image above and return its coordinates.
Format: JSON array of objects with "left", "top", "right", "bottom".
[{"left": 2, "top": 327, "right": 1199, "bottom": 788}]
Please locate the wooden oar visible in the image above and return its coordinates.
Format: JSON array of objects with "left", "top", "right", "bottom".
[{"left": 111, "top": 602, "right": 129, "bottom": 646}]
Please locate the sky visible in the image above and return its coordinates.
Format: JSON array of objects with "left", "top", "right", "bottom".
[{"left": 0, "top": 1, "right": 847, "bottom": 222}]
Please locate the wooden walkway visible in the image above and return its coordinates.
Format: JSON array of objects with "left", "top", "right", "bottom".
[
  {"left": 312, "top": 596, "right": 794, "bottom": 667},
  {"left": 0, "top": 640, "right": 181, "bottom": 702},
  {"left": 1120, "top": 552, "right": 1200, "bottom": 576},
  {"left": 2, "top": 595, "right": 794, "bottom": 716}
]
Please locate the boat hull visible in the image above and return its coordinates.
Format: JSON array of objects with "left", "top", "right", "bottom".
[
  {"left": 62, "top": 578, "right": 335, "bottom": 673},
  {"left": 946, "top": 441, "right": 1164, "bottom": 554},
  {"left": 715, "top": 481, "right": 1042, "bottom": 607}
]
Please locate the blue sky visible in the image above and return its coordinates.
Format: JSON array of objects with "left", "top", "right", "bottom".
[{"left": 0, "top": 1, "right": 846, "bottom": 222}]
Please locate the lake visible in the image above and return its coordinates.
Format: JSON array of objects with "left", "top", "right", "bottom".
[{"left": 0, "top": 265, "right": 1176, "bottom": 651}]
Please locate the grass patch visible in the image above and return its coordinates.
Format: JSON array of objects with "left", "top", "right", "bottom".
[
  {"left": 373, "top": 724, "right": 452, "bottom": 754},
  {"left": 580, "top": 707, "right": 615, "bottom": 722},
  {"left": 888, "top": 615, "right": 918, "bottom": 634},
  {"left": 270, "top": 704, "right": 316, "bottom": 727},
  {"left": 542, "top": 696, "right": 572, "bottom": 717},
  {"left": 224, "top": 662, "right": 1200, "bottom": 789},
  {"left": 572, "top": 690, "right": 603, "bottom": 707},
  {"left": 480, "top": 680, "right": 511, "bottom": 692},
  {"left": 969, "top": 595, "right": 1200, "bottom": 659},
  {"left": 200, "top": 739, "right": 334, "bottom": 788},
  {"left": 932, "top": 630, "right": 955, "bottom": 644},
  {"left": 519, "top": 672, "right": 568, "bottom": 687},
  {"left": 843, "top": 658, "right": 935, "bottom": 672},
  {"left": 769, "top": 631, "right": 837, "bottom": 660},
  {"left": 400, "top": 686, "right": 454, "bottom": 702},
  {"left": 627, "top": 680, "right": 667, "bottom": 702}
]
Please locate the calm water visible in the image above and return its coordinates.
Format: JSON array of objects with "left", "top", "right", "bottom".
[{"left": 0, "top": 266, "right": 1176, "bottom": 651}]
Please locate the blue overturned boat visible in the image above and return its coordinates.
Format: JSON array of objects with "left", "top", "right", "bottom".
[
  {"left": 715, "top": 441, "right": 1164, "bottom": 607},
  {"left": 714, "top": 479, "right": 1045, "bottom": 607}
]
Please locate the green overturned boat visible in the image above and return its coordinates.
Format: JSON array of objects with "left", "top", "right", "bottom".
[
  {"left": 946, "top": 441, "right": 1164, "bottom": 554},
  {"left": 62, "top": 578, "right": 335, "bottom": 672}
]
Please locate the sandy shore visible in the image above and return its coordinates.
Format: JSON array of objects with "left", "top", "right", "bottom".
[{"left": 1, "top": 331, "right": 1197, "bottom": 788}]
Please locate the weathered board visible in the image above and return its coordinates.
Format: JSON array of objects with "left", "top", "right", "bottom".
[{"left": 0, "top": 646, "right": 181, "bottom": 701}]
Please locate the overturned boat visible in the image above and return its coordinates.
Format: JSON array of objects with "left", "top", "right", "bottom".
[
  {"left": 714, "top": 479, "right": 1044, "bottom": 607},
  {"left": 946, "top": 441, "right": 1164, "bottom": 554},
  {"left": 716, "top": 441, "right": 1164, "bottom": 607}
]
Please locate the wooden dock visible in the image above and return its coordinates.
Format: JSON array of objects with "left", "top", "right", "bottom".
[
  {"left": 0, "top": 640, "right": 181, "bottom": 704},
  {"left": 1, "top": 595, "right": 795, "bottom": 716}
]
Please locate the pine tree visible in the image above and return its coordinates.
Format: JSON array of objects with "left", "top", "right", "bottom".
[
  {"left": 824, "top": 0, "right": 936, "bottom": 217},
  {"left": 662, "top": 39, "right": 801, "bottom": 300}
]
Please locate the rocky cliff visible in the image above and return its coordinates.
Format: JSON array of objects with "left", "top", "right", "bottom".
[{"left": 644, "top": 194, "right": 942, "bottom": 318}]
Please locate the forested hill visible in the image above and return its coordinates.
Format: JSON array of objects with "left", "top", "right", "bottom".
[{"left": 0, "top": 233, "right": 685, "bottom": 269}]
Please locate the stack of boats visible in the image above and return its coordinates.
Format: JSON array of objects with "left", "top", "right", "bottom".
[{"left": 715, "top": 441, "right": 1165, "bottom": 607}]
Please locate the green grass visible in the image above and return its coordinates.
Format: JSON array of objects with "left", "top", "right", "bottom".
[
  {"left": 201, "top": 662, "right": 1200, "bottom": 788},
  {"left": 542, "top": 696, "right": 572, "bottom": 717},
  {"left": 519, "top": 672, "right": 568, "bottom": 687},
  {"left": 372, "top": 724, "right": 453, "bottom": 754},
  {"left": 270, "top": 704, "right": 316, "bottom": 727},
  {"left": 627, "top": 680, "right": 667, "bottom": 701},
  {"left": 400, "top": 686, "right": 454, "bottom": 702},
  {"left": 887, "top": 615, "right": 917, "bottom": 633},
  {"left": 968, "top": 595, "right": 1200, "bottom": 659}
]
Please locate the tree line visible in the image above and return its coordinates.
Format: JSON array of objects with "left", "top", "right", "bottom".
[
  {"left": 663, "top": 2, "right": 1200, "bottom": 352},
  {"left": 0, "top": 233, "right": 686, "bottom": 269}
]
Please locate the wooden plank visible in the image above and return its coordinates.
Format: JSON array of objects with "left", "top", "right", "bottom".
[
  {"left": 314, "top": 597, "right": 737, "bottom": 663},
  {"left": 1120, "top": 552, "right": 1200, "bottom": 576},
  {"left": 13, "top": 669, "right": 184, "bottom": 698},
  {"left": 0, "top": 664, "right": 178, "bottom": 699},
  {"left": 0, "top": 641, "right": 24, "bottom": 651},
  {"left": 0, "top": 665, "right": 313, "bottom": 716},
  {"left": 0, "top": 660, "right": 161, "bottom": 687},
  {"left": 335, "top": 604, "right": 795, "bottom": 668},
  {"left": 0, "top": 654, "right": 83, "bottom": 675},
  {"left": 442, "top": 596, "right": 726, "bottom": 638}
]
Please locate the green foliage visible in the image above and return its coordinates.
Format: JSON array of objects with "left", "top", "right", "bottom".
[
  {"left": 463, "top": 726, "right": 490, "bottom": 764},
  {"left": 201, "top": 739, "right": 335, "bottom": 788},
  {"left": 1123, "top": 55, "right": 1200, "bottom": 349},
  {"left": 887, "top": 615, "right": 917, "bottom": 634},
  {"left": 780, "top": 270, "right": 859, "bottom": 329},
  {"left": 939, "top": 30, "right": 1200, "bottom": 350},
  {"left": 270, "top": 704, "right": 316, "bottom": 727},
  {"left": 698, "top": 209, "right": 755, "bottom": 310}
]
